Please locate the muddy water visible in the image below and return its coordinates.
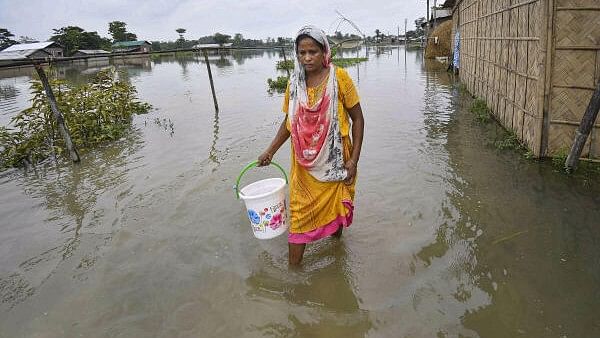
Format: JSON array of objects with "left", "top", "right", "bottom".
[{"left": 0, "top": 48, "right": 599, "bottom": 337}]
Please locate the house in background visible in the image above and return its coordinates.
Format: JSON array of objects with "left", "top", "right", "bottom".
[
  {"left": 73, "top": 49, "right": 111, "bottom": 57},
  {"left": 0, "top": 49, "right": 51, "bottom": 66},
  {"left": 1, "top": 41, "right": 64, "bottom": 58},
  {"left": 193, "top": 42, "right": 234, "bottom": 49},
  {"left": 111, "top": 41, "right": 152, "bottom": 53},
  {"left": 422, "top": 0, "right": 455, "bottom": 30}
]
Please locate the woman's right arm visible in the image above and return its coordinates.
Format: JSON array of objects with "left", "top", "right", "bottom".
[{"left": 258, "top": 116, "right": 290, "bottom": 166}]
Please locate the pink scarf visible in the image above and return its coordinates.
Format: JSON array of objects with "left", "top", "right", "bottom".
[{"left": 288, "top": 25, "right": 347, "bottom": 182}]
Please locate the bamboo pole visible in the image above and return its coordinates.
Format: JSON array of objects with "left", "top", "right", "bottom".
[
  {"left": 540, "top": 0, "right": 555, "bottom": 156},
  {"left": 565, "top": 80, "right": 600, "bottom": 172},
  {"left": 34, "top": 64, "right": 80, "bottom": 163},
  {"left": 202, "top": 49, "right": 219, "bottom": 112},
  {"left": 281, "top": 47, "right": 290, "bottom": 77},
  {"left": 426, "top": 0, "right": 430, "bottom": 44},
  {"left": 472, "top": 0, "right": 481, "bottom": 93}
]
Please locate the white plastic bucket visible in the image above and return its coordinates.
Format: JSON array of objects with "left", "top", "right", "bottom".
[{"left": 235, "top": 161, "right": 289, "bottom": 239}]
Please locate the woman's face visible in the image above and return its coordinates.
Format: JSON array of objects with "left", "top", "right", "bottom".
[{"left": 297, "top": 37, "right": 325, "bottom": 73}]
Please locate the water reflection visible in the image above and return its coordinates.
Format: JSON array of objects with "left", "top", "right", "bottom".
[
  {"left": 209, "top": 109, "right": 219, "bottom": 164},
  {"left": 1, "top": 46, "right": 599, "bottom": 337},
  {"left": 0, "top": 83, "right": 20, "bottom": 121},
  {"left": 0, "top": 83, "right": 19, "bottom": 100},
  {"left": 0, "top": 129, "right": 144, "bottom": 309},
  {"left": 411, "top": 60, "right": 600, "bottom": 336},
  {"left": 245, "top": 240, "right": 372, "bottom": 336},
  {"left": 230, "top": 49, "right": 266, "bottom": 66}
]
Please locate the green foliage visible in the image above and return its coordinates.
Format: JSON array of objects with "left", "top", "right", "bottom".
[
  {"left": 50, "top": 26, "right": 111, "bottom": 56},
  {"left": 332, "top": 57, "right": 368, "bottom": 68},
  {"left": 494, "top": 131, "right": 522, "bottom": 150},
  {"left": 267, "top": 76, "right": 289, "bottom": 94},
  {"left": 213, "top": 32, "right": 231, "bottom": 46},
  {"left": 470, "top": 99, "right": 491, "bottom": 123},
  {"left": 0, "top": 28, "right": 17, "bottom": 50},
  {"left": 0, "top": 68, "right": 151, "bottom": 169},
  {"left": 276, "top": 60, "right": 294, "bottom": 71},
  {"left": 524, "top": 149, "right": 535, "bottom": 159},
  {"left": 108, "top": 21, "right": 137, "bottom": 42},
  {"left": 551, "top": 149, "right": 569, "bottom": 172}
]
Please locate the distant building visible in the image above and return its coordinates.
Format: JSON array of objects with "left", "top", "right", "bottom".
[
  {"left": 422, "top": 0, "right": 455, "bottom": 30},
  {"left": 193, "top": 43, "right": 233, "bottom": 49},
  {"left": 112, "top": 41, "right": 152, "bottom": 53},
  {"left": 0, "top": 49, "right": 51, "bottom": 66},
  {"left": 1, "top": 41, "right": 64, "bottom": 58},
  {"left": 73, "top": 49, "right": 111, "bottom": 57}
]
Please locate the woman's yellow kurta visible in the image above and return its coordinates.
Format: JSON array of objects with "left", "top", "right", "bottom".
[{"left": 283, "top": 67, "right": 360, "bottom": 234}]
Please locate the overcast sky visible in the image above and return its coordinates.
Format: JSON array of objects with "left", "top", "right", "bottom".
[{"left": 1, "top": 0, "right": 427, "bottom": 42}]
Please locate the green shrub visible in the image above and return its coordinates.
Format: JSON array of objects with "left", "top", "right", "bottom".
[
  {"left": 267, "top": 76, "right": 289, "bottom": 94},
  {"left": 494, "top": 131, "right": 521, "bottom": 150},
  {"left": 276, "top": 60, "right": 294, "bottom": 71},
  {"left": 0, "top": 68, "right": 151, "bottom": 168},
  {"left": 470, "top": 99, "right": 491, "bottom": 123},
  {"left": 332, "top": 57, "right": 368, "bottom": 68}
]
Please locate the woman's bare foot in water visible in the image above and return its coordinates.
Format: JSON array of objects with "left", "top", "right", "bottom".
[{"left": 332, "top": 226, "right": 343, "bottom": 238}]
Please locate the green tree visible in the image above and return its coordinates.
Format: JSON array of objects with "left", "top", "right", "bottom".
[
  {"left": 50, "top": 26, "right": 111, "bottom": 56},
  {"left": 232, "top": 33, "right": 243, "bottom": 46},
  {"left": 414, "top": 17, "right": 426, "bottom": 37},
  {"left": 0, "top": 28, "right": 17, "bottom": 50},
  {"left": 108, "top": 21, "right": 137, "bottom": 42},
  {"left": 213, "top": 32, "right": 230, "bottom": 46}
]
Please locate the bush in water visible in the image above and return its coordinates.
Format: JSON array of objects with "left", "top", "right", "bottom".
[{"left": 0, "top": 67, "right": 152, "bottom": 169}]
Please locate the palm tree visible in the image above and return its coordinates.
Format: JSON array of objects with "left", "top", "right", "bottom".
[{"left": 375, "top": 29, "right": 381, "bottom": 43}]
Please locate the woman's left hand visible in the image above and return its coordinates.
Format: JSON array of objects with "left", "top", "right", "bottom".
[{"left": 344, "top": 159, "right": 357, "bottom": 185}]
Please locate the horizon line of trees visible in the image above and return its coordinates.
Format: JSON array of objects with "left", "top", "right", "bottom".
[
  {"left": 0, "top": 21, "right": 138, "bottom": 55},
  {"left": 1, "top": 17, "right": 426, "bottom": 56}
]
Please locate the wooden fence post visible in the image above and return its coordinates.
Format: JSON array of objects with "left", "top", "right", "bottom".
[
  {"left": 34, "top": 64, "right": 80, "bottom": 163},
  {"left": 203, "top": 49, "right": 219, "bottom": 112},
  {"left": 565, "top": 80, "right": 600, "bottom": 171},
  {"left": 281, "top": 47, "right": 290, "bottom": 77}
]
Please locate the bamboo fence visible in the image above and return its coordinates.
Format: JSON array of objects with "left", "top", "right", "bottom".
[{"left": 452, "top": 0, "right": 600, "bottom": 158}]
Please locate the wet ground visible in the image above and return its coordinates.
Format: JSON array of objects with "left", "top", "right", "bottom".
[{"left": 0, "top": 48, "right": 599, "bottom": 337}]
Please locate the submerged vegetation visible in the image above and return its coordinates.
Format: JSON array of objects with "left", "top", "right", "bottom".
[
  {"left": 267, "top": 76, "right": 289, "bottom": 94},
  {"left": 332, "top": 57, "right": 368, "bottom": 68},
  {"left": 276, "top": 60, "right": 293, "bottom": 71},
  {"left": 0, "top": 68, "right": 151, "bottom": 169},
  {"left": 267, "top": 55, "right": 369, "bottom": 94},
  {"left": 494, "top": 130, "right": 523, "bottom": 151},
  {"left": 466, "top": 92, "right": 600, "bottom": 177},
  {"left": 469, "top": 98, "right": 491, "bottom": 123}
]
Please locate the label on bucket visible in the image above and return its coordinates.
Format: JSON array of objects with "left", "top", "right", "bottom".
[{"left": 247, "top": 200, "right": 287, "bottom": 233}]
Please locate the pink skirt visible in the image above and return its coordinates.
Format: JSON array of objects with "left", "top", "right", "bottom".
[{"left": 288, "top": 201, "right": 354, "bottom": 244}]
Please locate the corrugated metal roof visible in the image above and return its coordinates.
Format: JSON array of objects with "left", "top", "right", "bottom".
[
  {"left": 193, "top": 43, "right": 233, "bottom": 48},
  {"left": 75, "top": 49, "right": 110, "bottom": 54},
  {"left": 0, "top": 49, "right": 49, "bottom": 60},
  {"left": 2, "top": 41, "right": 60, "bottom": 52},
  {"left": 112, "top": 40, "right": 152, "bottom": 48}
]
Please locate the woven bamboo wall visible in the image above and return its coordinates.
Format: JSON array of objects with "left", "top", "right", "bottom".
[
  {"left": 546, "top": 0, "right": 600, "bottom": 158},
  {"left": 454, "top": 0, "right": 545, "bottom": 156}
]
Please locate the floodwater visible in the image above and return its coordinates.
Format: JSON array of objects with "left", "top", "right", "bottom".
[{"left": 1, "top": 48, "right": 599, "bottom": 338}]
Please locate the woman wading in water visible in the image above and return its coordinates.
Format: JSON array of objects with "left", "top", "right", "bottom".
[{"left": 258, "top": 25, "right": 365, "bottom": 265}]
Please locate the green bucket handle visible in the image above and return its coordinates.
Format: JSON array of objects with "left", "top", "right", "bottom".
[{"left": 235, "top": 160, "right": 288, "bottom": 199}]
